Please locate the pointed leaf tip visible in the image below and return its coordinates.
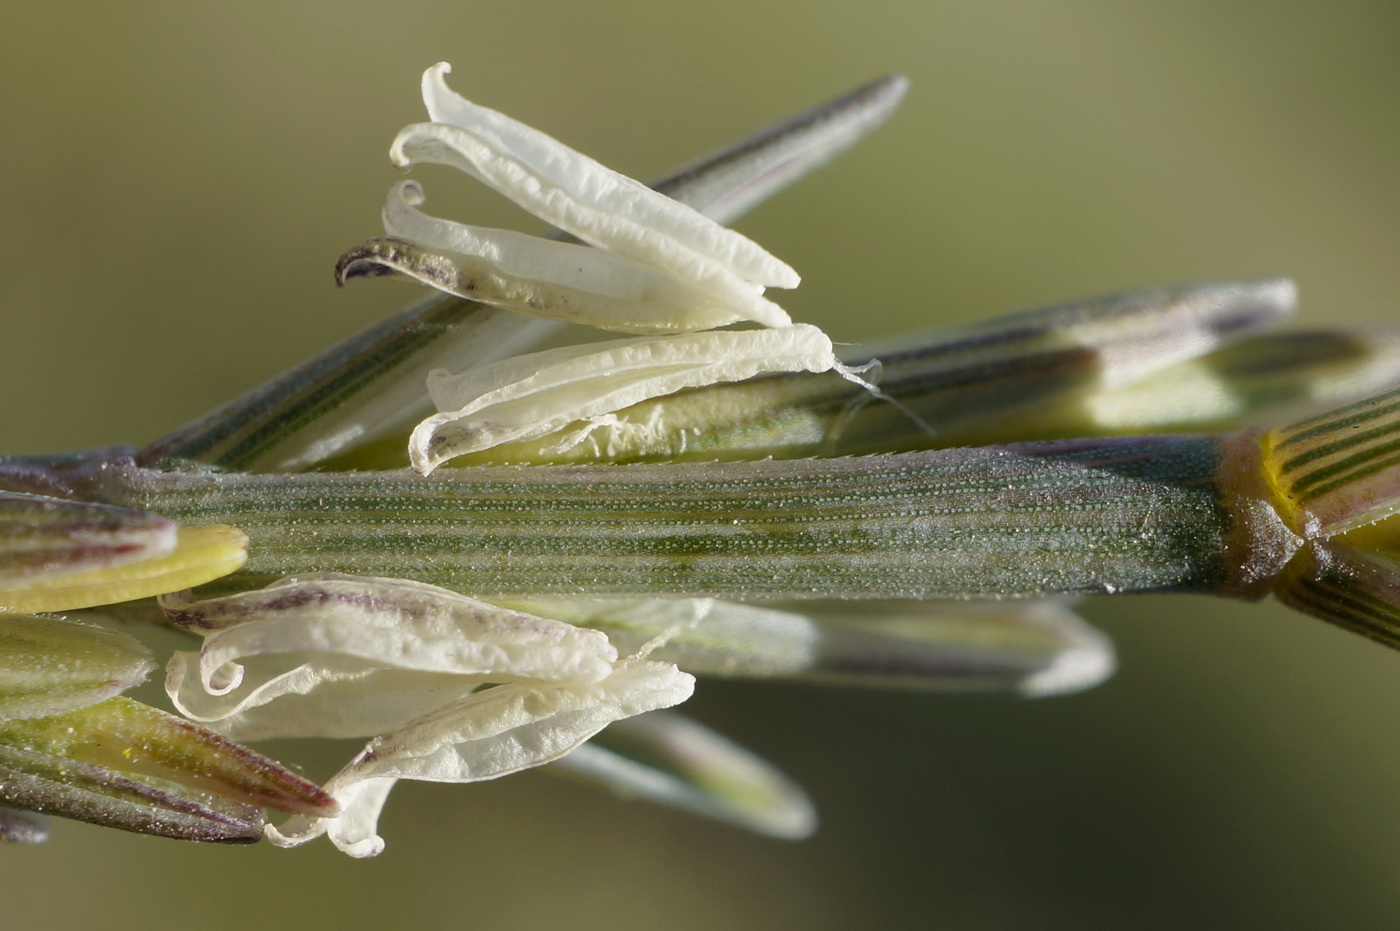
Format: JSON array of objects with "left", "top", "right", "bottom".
[
  {"left": 0, "top": 696, "right": 336, "bottom": 843},
  {"left": 555, "top": 711, "right": 816, "bottom": 840},
  {"left": 652, "top": 73, "right": 912, "bottom": 225}
]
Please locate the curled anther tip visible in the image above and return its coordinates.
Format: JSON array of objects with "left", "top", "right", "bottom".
[
  {"left": 396, "top": 178, "right": 427, "bottom": 205},
  {"left": 334, "top": 238, "right": 423, "bottom": 286}
]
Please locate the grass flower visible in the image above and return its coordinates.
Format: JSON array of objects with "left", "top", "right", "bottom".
[
  {"left": 162, "top": 574, "right": 693, "bottom": 856},
  {"left": 378, "top": 62, "right": 799, "bottom": 332},
  {"left": 2, "top": 62, "right": 1399, "bottom": 856},
  {"left": 409, "top": 324, "right": 851, "bottom": 471}
]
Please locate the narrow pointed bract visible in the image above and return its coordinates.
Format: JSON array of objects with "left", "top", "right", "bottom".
[
  {"left": 1274, "top": 540, "right": 1400, "bottom": 649},
  {"left": 409, "top": 279, "right": 1304, "bottom": 466},
  {"left": 511, "top": 597, "right": 1114, "bottom": 696},
  {"left": 110, "top": 436, "right": 1238, "bottom": 601},
  {"left": 0, "top": 491, "right": 173, "bottom": 586},
  {"left": 0, "top": 606, "right": 336, "bottom": 842},
  {"left": 553, "top": 711, "right": 817, "bottom": 840},
  {"left": 0, "top": 492, "right": 241, "bottom": 614},
  {"left": 1071, "top": 326, "right": 1400, "bottom": 436},
  {"left": 0, "top": 738, "right": 265, "bottom": 843},
  {"left": 0, "top": 696, "right": 336, "bottom": 842},
  {"left": 655, "top": 74, "right": 909, "bottom": 225}
]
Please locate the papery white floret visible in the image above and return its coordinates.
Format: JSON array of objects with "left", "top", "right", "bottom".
[
  {"left": 382, "top": 180, "right": 779, "bottom": 332},
  {"left": 266, "top": 658, "right": 694, "bottom": 857},
  {"left": 350, "top": 658, "right": 694, "bottom": 783},
  {"left": 412, "top": 62, "right": 799, "bottom": 290},
  {"left": 165, "top": 654, "right": 484, "bottom": 740},
  {"left": 162, "top": 574, "right": 617, "bottom": 739},
  {"left": 393, "top": 123, "right": 793, "bottom": 326},
  {"left": 387, "top": 63, "right": 799, "bottom": 328},
  {"left": 410, "top": 324, "right": 844, "bottom": 473}
]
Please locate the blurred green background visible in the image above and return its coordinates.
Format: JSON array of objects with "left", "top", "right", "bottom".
[{"left": 4, "top": 1, "right": 1400, "bottom": 928}]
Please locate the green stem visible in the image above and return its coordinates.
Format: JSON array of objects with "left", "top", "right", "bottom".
[{"left": 88, "top": 437, "right": 1254, "bottom": 601}]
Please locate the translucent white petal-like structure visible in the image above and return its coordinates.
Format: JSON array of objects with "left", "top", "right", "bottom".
[
  {"left": 409, "top": 63, "right": 798, "bottom": 288},
  {"left": 411, "top": 324, "right": 843, "bottom": 472},
  {"left": 384, "top": 63, "right": 799, "bottom": 332},
  {"left": 163, "top": 574, "right": 693, "bottom": 857},
  {"left": 266, "top": 658, "right": 693, "bottom": 857},
  {"left": 373, "top": 180, "right": 781, "bottom": 332},
  {"left": 163, "top": 575, "right": 618, "bottom": 738}
]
